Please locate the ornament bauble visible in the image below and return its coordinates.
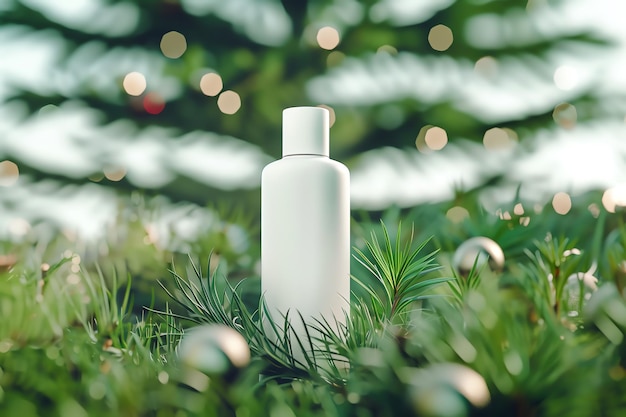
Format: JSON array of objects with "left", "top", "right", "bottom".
[
  {"left": 177, "top": 324, "right": 250, "bottom": 374},
  {"left": 406, "top": 363, "right": 491, "bottom": 416},
  {"left": 452, "top": 237, "right": 505, "bottom": 275}
]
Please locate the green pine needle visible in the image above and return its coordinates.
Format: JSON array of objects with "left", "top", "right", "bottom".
[{"left": 352, "top": 221, "right": 446, "bottom": 323}]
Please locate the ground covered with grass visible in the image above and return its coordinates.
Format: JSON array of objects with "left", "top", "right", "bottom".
[{"left": 2, "top": 190, "right": 626, "bottom": 417}]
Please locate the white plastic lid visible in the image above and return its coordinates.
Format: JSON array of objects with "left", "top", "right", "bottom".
[{"left": 282, "top": 106, "right": 329, "bottom": 157}]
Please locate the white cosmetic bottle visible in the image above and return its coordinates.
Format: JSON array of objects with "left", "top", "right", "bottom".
[{"left": 261, "top": 106, "right": 350, "bottom": 360}]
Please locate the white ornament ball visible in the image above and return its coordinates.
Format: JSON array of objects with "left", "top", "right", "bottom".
[
  {"left": 452, "top": 237, "right": 505, "bottom": 275},
  {"left": 177, "top": 324, "right": 251, "bottom": 374},
  {"left": 407, "top": 363, "right": 491, "bottom": 416}
]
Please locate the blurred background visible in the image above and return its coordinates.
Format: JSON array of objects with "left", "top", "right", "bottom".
[{"left": 1, "top": 0, "right": 626, "bottom": 280}]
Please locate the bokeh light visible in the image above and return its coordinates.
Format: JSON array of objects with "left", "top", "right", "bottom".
[
  {"left": 104, "top": 167, "right": 127, "bottom": 182},
  {"left": 377, "top": 45, "right": 398, "bottom": 55},
  {"left": 326, "top": 51, "right": 345, "bottom": 67},
  {"left": 552, "top": 192, "right": 572, "bottom": 215},
  {"left": 160, "top": 31, "right": 187, "bottom": 59},
  {"left": 8, "top": 218, "right": 31, "bottom": 237},
  {"left": 428, "top": 24, "right": 453, "bottom": 52},
  {"left": 503, "top": 128, "right": 518, "bottom": 143},
  {"left": 317, "top": 104, "right": 336, "bottom": 127},
  {"left": 497, "top": 209, "right": 512, "bottom": 220},
  {"left": 38, "top": 104, "right": 58, "bottom": 117},
  {"left": 200, "top": 73, "right": 223, "bottom": 96},
  {"left": 67, "top": 274, "right": 81, "bottom": 285},
  {"left": 474, "top": 56, "right": 498, "bottom": 78},
  {"left": 588, "top": 203, "right": 600, "bottom": 218},
  {"left": 217, "top": 90, "right": 241, "bottom": 115},
  {"left": 602, "top": 185, "right": 626, "bottom": 213},
  {"left": 554, "top": 65, "right": 579, "bottom": 91},
  {"left": 552, "top": 103, "right": 577, "bottom": 129},
  {"left": 143, "top": 92, "right": 165, "bottom": 114},
  {"left": 415, "top": 125, "right": 432, "bottom": 153},
  {"left": 483, "top": 127, "right": 510, "bottom": 150},
  {"left": 316, "top": 26, "right": 340, "bottom": 50},
  {"left": 123, "top": 71, "right": 147, "bottom": 96},
  {"left": 446, "top": 206, "right": 469, "bottom": 223},
  {"left": 88, "top": 173, "right": 104, "bottom": 182},
  {"left": 0, "top": 160, "right": 19, "bottom": 186},
  {"left": 424, "top": 126, "right": 448, "bottom": 150}
]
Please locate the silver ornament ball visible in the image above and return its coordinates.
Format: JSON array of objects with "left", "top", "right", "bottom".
[
  {"left": 177, "top": 324, "right": 251, "bottom": 374},
  {"left": 407, "top": 363, "right": 491, "bottom": 416},
  {"left": 452, "top": 237, "right": 505, "bottom": 275}
]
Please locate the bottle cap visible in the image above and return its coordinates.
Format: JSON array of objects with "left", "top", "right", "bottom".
[{"left": 282, "top": 107, "right": 329, "bottom": 157}]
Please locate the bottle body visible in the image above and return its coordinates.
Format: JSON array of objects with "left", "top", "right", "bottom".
[{"left": 261, "top": 155, "right": 350, "bottom": 349}]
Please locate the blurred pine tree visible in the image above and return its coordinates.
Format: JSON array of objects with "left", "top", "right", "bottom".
[{"left": 0, "top": 0, "right": 617, "bottom": 211}]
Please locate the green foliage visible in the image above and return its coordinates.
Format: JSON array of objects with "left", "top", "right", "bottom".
[
  {"left": 352, "top": 222, "right": 445, "bottom": 323},
  {"left": 157, "top": 222, "right": 448, "bottom": 385},
  {"left": 0, "top": 0, "right": 618, "bottom": 213},
  {"left": 3, "top": 192, "right": 626, "bottom": 416},
  {"left": 2, "top": 1, "right": 626, "bottom": 415}
]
